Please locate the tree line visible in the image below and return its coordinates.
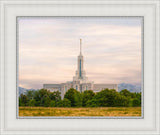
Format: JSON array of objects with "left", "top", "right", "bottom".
[{"left": 19, "top": 88, "right": 141, "bottom": 107}]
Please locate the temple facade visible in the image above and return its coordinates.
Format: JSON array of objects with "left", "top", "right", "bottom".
[{"left": 43, "top": 39, "right": 118, "bottom": 99}]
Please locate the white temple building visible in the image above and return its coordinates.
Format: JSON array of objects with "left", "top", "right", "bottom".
[{"left": 43, "top": 39, "right": 118, "bottom": 99}]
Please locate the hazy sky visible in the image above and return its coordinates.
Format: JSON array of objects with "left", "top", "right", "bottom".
[{"left": 18, "top": 17, "right": 142, "bottom": 89}]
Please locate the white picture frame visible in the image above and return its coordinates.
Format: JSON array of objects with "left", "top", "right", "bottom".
[{"left": 0, "top": 0, "right": 159, "bottom": 135}]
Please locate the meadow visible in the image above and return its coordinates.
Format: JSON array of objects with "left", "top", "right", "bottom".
[{"left": 19, "top": 107, "right": 141, "bottom": 117}]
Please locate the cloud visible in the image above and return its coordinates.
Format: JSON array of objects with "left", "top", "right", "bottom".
[{"left": 18, "top": 17, "right": 142, "bottom": 89}]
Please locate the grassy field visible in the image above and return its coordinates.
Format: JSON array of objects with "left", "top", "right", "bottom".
[{"left": 19, "top": 107, "right": 141, "bottom": 117}]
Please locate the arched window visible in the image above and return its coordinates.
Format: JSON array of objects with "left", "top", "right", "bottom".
[
  {"left": 76, "top": 85, "right": 78, "bottom": 90},
  {"left": 86, "top": 86, "right": 88, "bottom": 90},
  {"left": 79, "top": 59, "right": 82, "bottom": 77}
]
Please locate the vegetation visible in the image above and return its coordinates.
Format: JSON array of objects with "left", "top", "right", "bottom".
[
  {"left": 19, "top": 88, "right": 141, "bottom": 107},
  {"left": 19, "top": 107, "right": 141, "bottom": 116}
]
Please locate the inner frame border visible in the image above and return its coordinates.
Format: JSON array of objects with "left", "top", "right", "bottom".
[{"left": 16, "top": 16, "right": 144, "bottom": 119}]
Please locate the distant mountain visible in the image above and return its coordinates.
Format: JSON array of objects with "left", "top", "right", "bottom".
[
  {"left": 19, "top": 83, "right": 141, "bottom": 96},
  {"left": 118, "top": 83, "right": 141, "bottom": 93},
  {"left": 19, "top": 87, "right": 36, "bottom": 96}
]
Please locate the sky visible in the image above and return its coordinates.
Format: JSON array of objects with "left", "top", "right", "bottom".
[{"left": 18, "top": 17, "right": 142, "bottom": 89}]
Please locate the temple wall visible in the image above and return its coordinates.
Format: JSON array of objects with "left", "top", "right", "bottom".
[{"left": 93, "top": 84, "right": 118, "bottom": 92}]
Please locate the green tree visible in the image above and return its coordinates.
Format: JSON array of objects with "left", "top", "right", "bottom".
[
  {"left": 120, "top": 89, "right": 131, "bottom": 98},
  {"left": 56, "top": 100, "right": 63, "bottom": 107},
  {"left": 50, "top": 100, "right": 56, "bottom": 107},
  {"left": 114, "top": 93, "right": 130, "bottom": 107},
  {"left": 34, "top": 89, "right": 50, "bottom": 106},
  {"left": 42, "top": 94, "right": 51, "bottom": 107},
  {"left": 86, "top": 98, "right": 98, "bottom": 107},
  {"left": 94, "top": 89, "right": 117, "bottom": 107},
  {"left": 82, "top": 90, "right": 95, "bottom": 107},
  {"left": 26, "top": 90, "right": 35, "bottom": 100},
  {"left": 19, "top": 94, "right": 29, "bottom": 106},
  {"left": 132, "top": 98, "right": 141, "bottom": 107},
  {"left": 64, "top": 88, "right": 82, "bottom": 107},
  {"left": 135, "top": 92, "right": 141, "bottom": 106},
  {"left": 62, "top": 98, "right": 71, "bottom": 107},
  {"left": 49, "top": 91, "right": 61, "bottom": 101},
  {"left": 28, "top": 99, "right": 36, "bottom": 106},
  {"left": 19, "top": 97, "right": 24, "bottom": 106},
  {"left": 74, "top": 91, "right": 82, "bottom": 107}
]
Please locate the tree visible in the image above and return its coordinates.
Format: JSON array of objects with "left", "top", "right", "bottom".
[
  {"left": 82, "top": 90, "right": 95, "bottom": 107},
  {"left": 28, "top": 99, "right": 36, "bottom": 106},
  {"left": 50, "top": 100, "right": 56, "bottom": 107},
  {"left": 132, "top": 98, "right": 141, "bottom": 107},
  {"left": 135, "top": 92, "right": 141, "bottom": 106},
  {"left": 56, "top": 100, "right": 63, "bottom": 107},
  {"left": 26, "top": 90, "right": 35, "bottom": 100},
  {"left": 42, "top": 94, "right": 51, "bottom": 107},
  {"left": 62, "top": 98, "right": 71, "bottom": 107},
  {"left": 33, "top": 89, "right": 50, "bottom": 106},
  {"left": 120, "top": 89, "right": 131, "bottom": 98},
  {"left": 114, "top": 93, "right": 129, "bottom": 107},
  {"left": 74, "top": 91, "right": 82, "bottom": 107},
  {"left": 19, "top": 97, "right": 24, "bottom": 106},
  {"left": 86, "top": 98, "right": 98, "bottom": 107},
  {"left": 19, "top": 94, "right": 29, "bottom": 106},
  {"left": 94, "top": 89, "right": 117, "bottom": 107},
  {"left": 49, "top": 91, "right": 61, "bottom": 101},
  {"left": 64, "top": 88, "right": 82, "bottom": 107}
]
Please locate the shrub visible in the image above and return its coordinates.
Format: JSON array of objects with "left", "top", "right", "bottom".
[
  {"left": 82, "top": 90, "right": 95, "bottom": 107},
  {"left": 28, "top": 99, "right": 36, "bottom": 106},
  {"left": 50, "top": 100, "right": 56, "bottom": 107},
  {"left": 86, "top": 98, "right": 98, "bottom": 107},
  {"left": 64, "top": 88, "right": 82, "bottom": 107},
  {"left": 62, "top": 98, "right": 71, "bottom": 107},
  {"left": 132, "top": 98, "right": 141, "bottom": 107}
]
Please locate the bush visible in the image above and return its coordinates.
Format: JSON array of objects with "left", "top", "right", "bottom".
[
  {"left": 19, "top": 94, "right": 29, "bottom": 106},
  {"left": 132, "top": 98, "right": 141, "bottom": 107},
  {"left": 42, "top": 95, "right": 51, "bottom": 107},
  {"left": 82, "top": 90, "right": 95, "bottom": 107},
  {"left": 19, "top": 88, "right": 141, "bottom": 107},
  {"left": 94, "top": 89, "right": 117, "bottom": 107},
  {"left": 50, "top": 100, "right": 56, "bottom": 107},
  {"left": 62, "top": 98, "right": 71, "bottom": 107},
  {"left": 86, "top": 98, "right": 98, "bottom": 107},
  {"left": 114, "top": 93, "right": 129, "bottom": 107},
  {"left": 28, "top": 99, "right": 36, "bottom": 106},
  {"left": 56, "top": 100, "right": 63, "bottom": 107},
  {"left": 64, "top": 88, "right": 82, "bottom": 107}
]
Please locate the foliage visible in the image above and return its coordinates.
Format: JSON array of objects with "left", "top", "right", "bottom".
[
  {"left": 19, "top": 88, "right": 141, "bottom": 108},
  {"left": 50, "top": 100, "right": 56, "bottom": 107},
  {"left": 114, "top": 93, "right": 129, "bottom": 107},
  {"left": 82, "top": 90, "right": 95, "bottom": 106},
  {"left": 19, "top": 94, "right": 29, "bottom": 106},
  {"left": 94, "top": 89, "right": 117, "bottom": 107},
  {"left": 28, "top": 99, "right": 36, "bottom": 106},
  {"left": 120, "top": 89, "right": 131, "bottom": 98},
  {"left": 132, "top": 98, "right": 141, "bottom": 107},
  {"left": 64, "top": 88, "right": 82, "bottom": 107},
  {"left": 86, "top": 98, "right": 98, "bottom": 107},
  {"left": 62, "top": 98, "right": 71, "bottom": 107},
  {"left": 42, "top": 95, "right": 51, "bottom": 107},
  {"left": 49, "top": 91, "right": 61, "bottom": 101}
]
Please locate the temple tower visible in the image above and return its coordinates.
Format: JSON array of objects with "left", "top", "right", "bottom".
[
  {"left": 78, "top": 39, "right": 84, "bottom": 79},
  {"left": 73, "top": 39, "right": 90, "bottom": 92}
]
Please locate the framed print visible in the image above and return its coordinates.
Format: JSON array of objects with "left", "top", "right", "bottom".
[
  {"left": 0, "top": 0, "right": 160, "bottom": 135},
  {"left": 17, "top": 16, "right": 143, "bottom": 118}
]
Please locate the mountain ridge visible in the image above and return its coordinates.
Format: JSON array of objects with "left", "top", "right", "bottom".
[{"left": 18, "top": 83, "right": 141, "bottom": 96}]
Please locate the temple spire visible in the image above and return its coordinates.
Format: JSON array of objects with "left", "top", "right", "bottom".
[{"left": 80, "top": 39, "right": 82, "bottom": 55}]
